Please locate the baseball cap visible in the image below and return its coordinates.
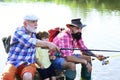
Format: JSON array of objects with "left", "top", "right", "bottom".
[{"left": 24, "top": 14, "right": 39, "bottom": 21}]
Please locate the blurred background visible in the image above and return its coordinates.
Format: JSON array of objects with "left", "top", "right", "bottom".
[{"left": 0, "top": 0, "right": 120, "bottom": 80}]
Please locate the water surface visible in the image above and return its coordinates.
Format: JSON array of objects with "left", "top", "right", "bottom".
[{"left": 0, "top": 1, "right": 120, "bottom": 80}]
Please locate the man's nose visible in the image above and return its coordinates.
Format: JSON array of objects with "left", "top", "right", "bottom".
[{"left": 34, "top": 22, "right": 38, "bottom": 27}]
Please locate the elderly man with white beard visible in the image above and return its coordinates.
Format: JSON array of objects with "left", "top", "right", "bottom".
[{"left": 1, "top": 14, "right": 59, "bottom": 80}]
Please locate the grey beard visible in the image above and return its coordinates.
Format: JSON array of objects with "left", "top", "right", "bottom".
[{"left": 26, "top": 25, "right": 37, "bottom": 33}]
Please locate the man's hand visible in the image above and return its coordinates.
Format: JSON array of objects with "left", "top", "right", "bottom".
[
  {"left": 48, "top": 42, "right": 60, "bottom": 53},
  {"left": 40, "top": 65, "right": 45, "bottom": 69},
  {"left": 96, "top": 54, "right": 106, "bottom": 61},
  {"left": 50, "top": 55, "right": 56, "bottom": 60}
]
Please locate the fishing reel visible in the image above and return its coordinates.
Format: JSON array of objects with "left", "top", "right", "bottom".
[
  {"left": 92, "top": 56, "right": 109, "bottom": 65},
  {"left": 102, "top": 56, "right": 109, "bottom": 65}
]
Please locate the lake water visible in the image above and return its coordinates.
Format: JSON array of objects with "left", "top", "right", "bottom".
[{"left": 0, "top": 1, "right": 120, "bottom": 80}]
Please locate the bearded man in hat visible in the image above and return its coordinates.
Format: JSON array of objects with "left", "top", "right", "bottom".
[
  {"left": 51, "top": 18, "right": 105, "bottom": 80},
  {"left": 1, "top": 14, "right": 59, "bottom": 80}
]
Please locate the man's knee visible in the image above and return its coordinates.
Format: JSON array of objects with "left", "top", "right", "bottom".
[
  {"left": 21, "top": 64, "right": 36, "bottom": 80},
  {"left": 23, "top": 72, "right": 32, "bottom": 80},
  {"left": 68, "top": 62, "right": 76, "bottom": 70},
  {"left": 81, "top": 55, "right": 91, "bottom": 62}
]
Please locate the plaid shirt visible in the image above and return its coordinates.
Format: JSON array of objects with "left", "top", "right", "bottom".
[
  {"left": 7, "top": 26, "right": 37, "bottom": 67},
  {"left": 53, "top": 29, "right": 88, "bottom": 57}
]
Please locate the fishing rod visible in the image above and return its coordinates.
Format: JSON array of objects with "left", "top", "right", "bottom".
[
  {"left": 60, "top": 48, "right": 120, "bottom": 65},
  {"left": 60, "top": 48, "right": 120, "bottom": 52}
]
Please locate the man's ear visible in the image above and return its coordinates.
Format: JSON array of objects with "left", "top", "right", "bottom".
[
  {"left": 69, "top": 26, "right": 74, "bottom": 31},
  {"left": 23, "top": 21, "right": 27, "bottom": 26}
]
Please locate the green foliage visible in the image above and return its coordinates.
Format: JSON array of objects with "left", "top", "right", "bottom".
[{"left": 1, "top": 0, "right": 120, "bottom": 11}]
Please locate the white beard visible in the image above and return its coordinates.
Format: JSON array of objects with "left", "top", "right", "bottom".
[{"left": 26, "top": 25, "right": 37, "bottom": 33}]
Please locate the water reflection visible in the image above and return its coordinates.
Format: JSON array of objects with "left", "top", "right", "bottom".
[{"left": 1, "top": 0, "right": 120, "bottom": 11}]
